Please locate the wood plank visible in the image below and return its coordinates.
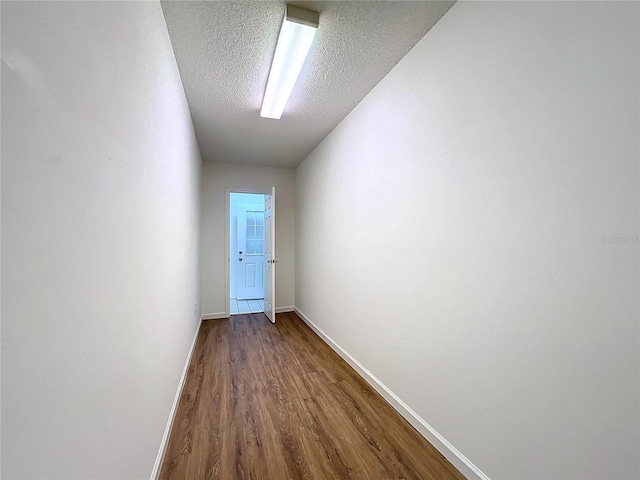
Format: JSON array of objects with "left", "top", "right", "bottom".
[{"left": 159, "top": 312, "right": 465, "bottom": 480}]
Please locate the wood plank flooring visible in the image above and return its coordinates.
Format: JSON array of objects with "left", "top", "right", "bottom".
[{"left": 159, "top": 312, "right": 465, "bottom": 480}]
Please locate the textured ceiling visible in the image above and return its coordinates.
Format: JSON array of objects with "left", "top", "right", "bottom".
[{"left": 161, "top": 1, "right": 455, "bottom": 167}]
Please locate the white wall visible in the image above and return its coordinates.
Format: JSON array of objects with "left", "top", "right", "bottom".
[
  {"left": 295, "top": 2, "right": 639, "bottom": 479},
  {"left": 1, "top": 2, "right": 202, "bottom": 478},
  {"left": 230, "top": 193, "right": 265, "bottom": 299},
  {"left": 201, "top": 162, "right": 295, "bottom": 316}
]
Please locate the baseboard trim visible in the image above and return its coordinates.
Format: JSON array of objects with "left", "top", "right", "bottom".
[
  {"left": 294, "top": 307, "right": 490, "bottom": 480},
  {"left": 150, "top": 321, "right": 201, "bottom": 480},
  {"left": 275, "top": 305, "right": 295, "bottom": 313},
  {"left": 201, "top": 312, "right": 228, "bottom": 320}
]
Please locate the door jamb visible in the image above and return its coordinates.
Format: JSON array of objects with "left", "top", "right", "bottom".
[{"left": 225, "top": 188, "right": 268, "bottom": 317}]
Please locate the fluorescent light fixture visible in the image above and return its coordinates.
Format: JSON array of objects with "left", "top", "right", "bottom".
[{"left": 260, "top": 5, "right": 319, "bottom": 119}]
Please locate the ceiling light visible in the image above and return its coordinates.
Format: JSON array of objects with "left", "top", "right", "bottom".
[{"left": 260, "top": 5, "right": 319, "bottom": 120}]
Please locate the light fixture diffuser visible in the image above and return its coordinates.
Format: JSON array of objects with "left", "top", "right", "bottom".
[{"left": 260, "top": 5, "right": 319, "bottom": 120}]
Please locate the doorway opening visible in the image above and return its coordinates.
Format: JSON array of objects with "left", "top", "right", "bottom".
[{"left": 230, "top": 192, "right": 266, "bottom": 315}]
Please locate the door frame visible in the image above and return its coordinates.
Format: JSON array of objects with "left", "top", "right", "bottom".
[{"left": 225, "top": 188, "right": 270, "bottom": 317}]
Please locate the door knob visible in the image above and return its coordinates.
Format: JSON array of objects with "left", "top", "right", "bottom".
[{"left": 239, "top": 258, "right": 243, "bottom": 261}]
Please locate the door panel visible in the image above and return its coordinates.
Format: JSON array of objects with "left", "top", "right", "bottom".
[
  {"left": 237, "top": 207, "right": 265, "bottom": 300},
  {"left": 264, "top": 188, "right": 276, "bottom": 323}
]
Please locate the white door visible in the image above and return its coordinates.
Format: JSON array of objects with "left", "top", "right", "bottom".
[
  {"left": 237, "top": 207, "right": 265, "bottom": 300},
  {"left": 264, "top": 188, "right": 276, "bottom": 323}
]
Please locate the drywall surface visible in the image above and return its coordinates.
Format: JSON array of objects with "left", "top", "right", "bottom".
[
  {"left": 295, "top": 2, "right": 639, "bottom": 479},
  {"left": 1, "top": 1, "right": 202, "bottom": 478},
  {"left": 201, "top": 162, "right": 295, "bottom": 315}
]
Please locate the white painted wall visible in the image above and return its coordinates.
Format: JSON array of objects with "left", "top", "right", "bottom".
[
  {"left": 230, "top": 193, "right": 265, "bottom": 299},
  {"left": 201, "top": 162, "right": 295, "bottom": 316},
  {"left": 295, "top": 2, "right": 639, "bottom": 479},
  {"left": 1, "top": 2, "right": 202, "bottom": 478}
]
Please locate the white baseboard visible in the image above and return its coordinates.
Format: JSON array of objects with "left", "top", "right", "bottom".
[
  {"left": 203, "top": 308, "right": 293, "bottom": 319},
  {"left": 275, "top": 305, "right": 295, "bottom": 313},
  {"left": 150, "top": 321, "right": 201, "bottom": 480},
  {"left": 294, "top": 307, "right": 490, "bottom": 480},
  {"left": 201, "top": 312, "right": 228, "bottom": 320}
]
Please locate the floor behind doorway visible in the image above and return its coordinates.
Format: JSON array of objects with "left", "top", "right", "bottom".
[{"left": 230, "top": 297, "right": 264, "bottom": 314}]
